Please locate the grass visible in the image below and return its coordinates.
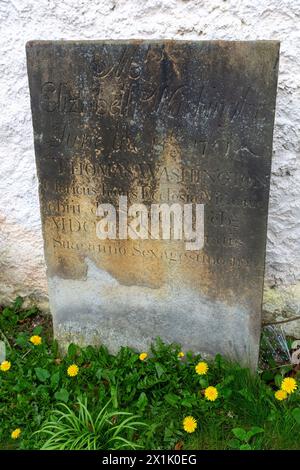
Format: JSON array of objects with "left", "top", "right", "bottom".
[
  {"left": 34, "top": 397, "right": 146, "bottom": 450},
  {"left": 0, "top": 297, "right": 300, "bottom": 450}
]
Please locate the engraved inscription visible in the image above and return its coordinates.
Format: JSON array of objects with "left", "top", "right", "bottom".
[{"left": 27, "top": 40, "right": 279, "bottom": 367}]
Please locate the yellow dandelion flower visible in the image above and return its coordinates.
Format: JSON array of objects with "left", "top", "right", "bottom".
[
  {"left": 11, "top": 428, "right": 21, "bottom": 439},
  {"left": 281, "top": 377, "right": 297, "bottom": 394},
  {"left": 275, "top": 389, "right": 287, "bottom": 401},
  {"left": 0, "top": 360, "right": 11, "bottom": 372},
  {"left": 139, "top": 352, "right": 148, "bottom": 361},
  {"left": 204, "top": 386, "right": 218, "bottom": 401},
  {"left": 30, "top": 335, "right": 42, "bottom": 346},
  {"left": 195, "top": 361, "right": 208, "bottom": 375},
  {"left": 183, "top": 416, "right": 197, "bottom": 433},
  {"left": 178, "top": 352, "right": 185, "bottom": 358},
  {"left": 67, "top": 364, "right": 79, "bottom": 377}
]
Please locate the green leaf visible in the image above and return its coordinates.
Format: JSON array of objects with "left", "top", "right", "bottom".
[
  {"left": 35, "top": 367, "right": 50, "bottom": 382},
  {"left": 2, "top": 307, "right": 14, "bottom": 318},
  {"left": 181, "top": 399, "right": 193, "bottom": 408},
  {"left": 274, "top": 374, "right": 283, "bottom": 389},
  {"left": 199, "top": 378, "right": 209, "bottom": 388},
  {"left": 238, "top": 388, "right": 252, "bottom": 401},
  {"left": 102, "top": 369, "right": 116, "bottom": 385},
  {"left": 15, "top": 332, "right": 28, "bottom": 347},
  {"left": 267, "top": 410, "right": 277, "bottom": 422},
  {"left": 67, "top": 343, "right": 77, "bottom": 358},
  {"left": 52, "top": 340, "right": 59, "bottom": 357},
  {"left": 50, "top": 371, "right": 60, "bottom": 389},
  {"left": 221, "top": 387, "right": 232, "bottom": 399},
  {"left": 214, "top": 353, "right": 223, "bottom": 366},
  {"left": 164, "top": 393, "right": 180, "bottom": 406},
  {"left": 33, "top": 325, "right": 43, "bottom": 336},
  {"left": 223, "top": 375, "right": 234, "bottom": 385},
  {"left": 292, "top": 408, "right": 300, "bottom": 425},
  {"left": 240, "top": 443, "right": 252, "bottom": 450},
  {"left": 110, "top": 386, "right": 118, "bottom": 408},
  {"left": 13, "top": 379, "right": 31, "bottom": 392},
  {"left": 155, "top": 363, "right": 165, "bottom": 378},
  {"left": 129, "top": 355, "right": 139, "bottom": 365},
  {"left": 232, "top": 428, "right": 247, "bottom": 442},
  {"left": 246, "top": 427, "right": 264, "bottom": 441},
  {"left": 228, "top": 438, "right": 240, "bottom": 449},
  {"left": 137, "top": 392, "right": 148, "bottom": 411},
  {"left": 13, "top": 296, "right": 23, "bottom": 311},
  {"left": 54, "top": 388, "right": 69, "bottom": 403},
  {"left": 87, "top": 345, "right": 95, "bottom": 357},
  {"left": 261, "top": 370, "right": 274, "bottom": 382}
]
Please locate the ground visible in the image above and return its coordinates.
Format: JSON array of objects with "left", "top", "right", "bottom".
[{"left": 0, "top": 298, "right": 300, "bottom": 450}]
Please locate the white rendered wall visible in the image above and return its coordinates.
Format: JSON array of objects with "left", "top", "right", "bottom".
[{"left": 0, "top": 0, "right": 300, "bottom": 333}]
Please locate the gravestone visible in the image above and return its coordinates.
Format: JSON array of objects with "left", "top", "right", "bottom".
[{"left": 27, "top": 40, "right": 279, "bottom": 368}]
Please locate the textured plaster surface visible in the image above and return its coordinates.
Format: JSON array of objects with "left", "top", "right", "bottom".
[{"left": 0, "top": 0, "right": 300, "bottom": 333}]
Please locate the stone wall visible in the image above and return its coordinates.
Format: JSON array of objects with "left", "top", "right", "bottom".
[{"left": 0, "top": 0, "right": 300, "bottom": 334}]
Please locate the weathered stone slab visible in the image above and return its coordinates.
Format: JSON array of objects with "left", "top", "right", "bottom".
[{"left": 26, "top": 40, "right": 279, "bottom": 368}]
